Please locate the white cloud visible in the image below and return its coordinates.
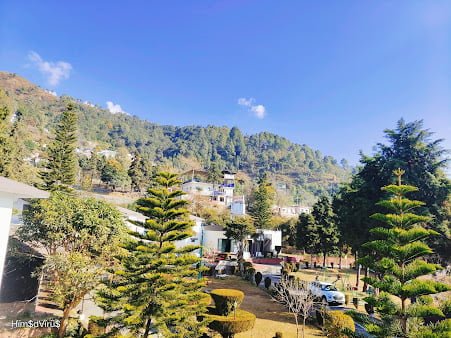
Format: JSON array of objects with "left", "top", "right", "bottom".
[
  {"left": 27, "top": 51, "right": 72, "bottom": 86},
  {"left": 251, "top": 104, "right": 266, "bottom": 119},
  {"left": 237, "top": 97, "right": 255, "bottom": 107},
  {"left": 237, "top": 97, "right": 267, "bottom": 119},
  {"left": 106, "top": 101, "right": 129, "bottom": 115}
]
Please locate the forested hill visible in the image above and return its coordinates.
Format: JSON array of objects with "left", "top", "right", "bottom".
[{"left": 0, "top": 71, "right": 351, "bottom": 203}]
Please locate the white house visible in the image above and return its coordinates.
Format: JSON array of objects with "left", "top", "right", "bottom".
[
  {"left": 181, "top": 170, "right": 240, "bottom": 208},
  {"left": 117, "top": 207, "right": 282, "bottom": 258},
  {"left": 273, "top": 205, "right": 311, "bottom": 218},
  {"left": 0, "top": 177, "right": 49, "bottom": 290}
]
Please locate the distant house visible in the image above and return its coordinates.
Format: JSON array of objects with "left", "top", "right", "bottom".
[
  {"left": 181, "top": 170, "right": 241, "bottom": 208},
  {"left": 97, "top": 149, "right": 117, "bottom": 159},
  {"left": 231, "top": 196, "right": 246, "bottom": 216},
  {"left": 273, "top": 205, "right": 311, "bottom": 218}
]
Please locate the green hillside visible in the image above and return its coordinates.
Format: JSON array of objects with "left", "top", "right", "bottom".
[{"left": 0, "top": 71, "right": 351, "bottom": 204}]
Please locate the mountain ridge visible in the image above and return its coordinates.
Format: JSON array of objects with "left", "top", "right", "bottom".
[{"left": 0, "top": 71, "right": 351, "bottom": 204}]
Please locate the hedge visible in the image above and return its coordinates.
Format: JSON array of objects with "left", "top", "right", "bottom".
[
  {"left": 325, "top": 311, "right": 355, "bottom": 338},
  {"left": 208, "top": 309, "right": 256, "bottom": 338},
  {"left": 210, "top": 289, "right": 245, "bottom": 316}
]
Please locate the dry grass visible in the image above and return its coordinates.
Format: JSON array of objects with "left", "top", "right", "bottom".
[{"left": 206, "top": 276, "right": 324, "bottom": 338}]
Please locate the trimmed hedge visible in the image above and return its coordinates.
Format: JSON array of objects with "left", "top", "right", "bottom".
[
  {"left": 210, "top": 289, "right": 245, "bottom": 316},
  {"left": 208, "top": 309, "right": 256, "bottom": 338},
  {"left": 325, "top": 311, "right": 355, "bottom": 338}
]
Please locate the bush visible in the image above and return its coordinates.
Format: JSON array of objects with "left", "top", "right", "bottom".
[
  {"left": 274, "top": 332, "right": 283, "bottom": 338},
  {"left": 210, "top": 289, "right": 245, "bottom": 316},
  {"left": 88, "top": 316, "right": 106, "bottom": 335},
  {"left": 325, "top": 311, "right": 355, "bottom": 338},
  {"left": 264, "top": 277, "right": 272, "bottom": 289},
  {"left": 255, "top": 272, "right": 263, "bottom": 286},
  {"left": 246, "top": 267, "right": 256, "bottom": 281},
  {"left": 440, "top": 299, "right": 451, "bottom": 318},
  {"left": 243, "top": 262, "right": 253, "bottom": 272},
  {"left": 208, "top": 309, "right": 256, "bottom": 338}
]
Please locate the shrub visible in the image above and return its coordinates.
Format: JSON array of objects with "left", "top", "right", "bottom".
[
  {"left": 441, "top": 299, "right": 451, "bottom": 318},
  {"left": 246, "top": 267, "right": 256, "bottom": 281},
  {"left": 208, "top": 309, "right": 256, "bottom": 338},
  {"left": 324, "top": 311, "right": 355, "bottom": 338},
  {"left": 274, "top": 332, "right": 283, "bottom": 338},
  {"left": 264, "top": 277, "right": 272, "bottom": 289},
  {"left": 88, "top": 316, "right": 106, "bottom": 335},
  {"left": 243, "top": 262, "right": 253, "bottom": 272},
  {"left": 255, "top": 272, "right": 263, "bottom": 286},
  {"left": 210, "top": 289, "right": 244, "bottom": 316}
]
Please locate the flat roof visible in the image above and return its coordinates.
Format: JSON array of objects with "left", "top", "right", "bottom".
[{"left": 0, "top": 176, "right": 49, "bottom": 199}]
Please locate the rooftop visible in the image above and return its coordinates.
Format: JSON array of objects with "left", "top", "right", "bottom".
[{"left": 0, "top": 176, "right": 49, "bottom": 199}]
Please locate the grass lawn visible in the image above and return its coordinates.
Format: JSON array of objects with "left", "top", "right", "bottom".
[{"left": 206, "top": 276, "right": 324, "bottom": 338}]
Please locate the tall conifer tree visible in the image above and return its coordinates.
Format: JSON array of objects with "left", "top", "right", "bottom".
[
  {"left": 97, "top": 172, "right": 208, "bottom": 338},
  {"left": 41, "top": 103, "right": 78, "bottom": 190},
  {"left": 251, "top": 174, "right": 274, "bottom": 229},
  {"left": 359, "top": 169, "right": 450, "bottom": 337}
]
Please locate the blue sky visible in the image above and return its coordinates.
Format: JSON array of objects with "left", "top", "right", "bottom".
[{"left": 1, "top": 1, "right": 450, "bottom": 165}]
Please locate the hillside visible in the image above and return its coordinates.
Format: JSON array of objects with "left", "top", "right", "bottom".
[{"left": 0, "top": 71, "right": 351, "bottom": 204}]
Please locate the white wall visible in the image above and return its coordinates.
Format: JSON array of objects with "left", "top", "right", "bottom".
[{"left": 0, "top": 194, "right": 15, "bottom": 290}]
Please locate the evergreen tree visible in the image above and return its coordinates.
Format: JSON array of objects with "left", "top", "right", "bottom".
[
  {"left": 40, "top": 103, "right": 78, "bottom": 191},
  {"left": 296, "top": 213, "right": 319, "bottom": 255},
  {"left": 224, "top": 215, "right": 255, "bottom": 261},
  {"left": 251, "top": 174, "right": 274, "bottom": 229},
  {"left": 311, "top": 196, "right": 340, "bottom": 267},
  {"left": 128, "top": 153, "right": 147, "bottom": 192},
  {"left": 359, "top": 169, "right": 450, "bottom": 337},
  {"left": 97, "top": 172, "right": 208, "bottom": 338},
  {"left": 335, "top": 119, "right": 450, "bottom": 263}
]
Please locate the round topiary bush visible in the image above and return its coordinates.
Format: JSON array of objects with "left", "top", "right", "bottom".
[
  {"left": 325, "top": 311, "right": 355, "bottom": 338},
  {"left": 246, "top": 267, "right": 256, "bottom": 281},
  {"left": 208, "top": 309, "right": 256, "bottom": 338},
  {"left": 210, "top": 289, "right": 245, "bottom": 316}
]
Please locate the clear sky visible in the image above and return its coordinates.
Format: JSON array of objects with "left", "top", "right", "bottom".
[{"left": 1, "top": 1, "right": 450, "bottom": 165}]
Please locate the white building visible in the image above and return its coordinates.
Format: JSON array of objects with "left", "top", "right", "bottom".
[
  {"left": 0, "top": 177, "right": 49, "bottom": 290},
  {"left": 273, "top": 205, "right": 311, "bottom": 218},
  {"left": 117, "top": 207, "right": 282, "bottom": 258},
  {"left": 231, "top": 196, "right": 246, "bottom": 216},
  {"left": 181, "top": 170, "right": 240, "bottom": 208}
]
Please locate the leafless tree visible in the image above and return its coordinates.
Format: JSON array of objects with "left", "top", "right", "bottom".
[{"left": 272, "top": 279, "right": 317, "bottom": 338}]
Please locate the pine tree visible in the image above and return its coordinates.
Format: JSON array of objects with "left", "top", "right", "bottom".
[
  {"left": 296, "top": 213, "right": 319, "bottom": 255},
  {"left": 359, "top": 169, "right": 450, "bottom": 337},
  {"left": 128, "top": 153, "right": 153, "bottom": 192},
  {"left": 251, "top": 174, "right": 274, "bottom": 229},
  {"left": 41, "top": 103, "right": 78, "bottom": 191},
  {"left": 311, "top": 196, "right": 340, "bottom": 267},
  {"left": 97, "top": 172, "right": 208, "bottom": 338}
]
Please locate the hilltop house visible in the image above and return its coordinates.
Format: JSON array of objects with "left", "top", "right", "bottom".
[
  {"left": 273, "top": 205, "right": 311, "bottom": 218},
  {"left": 181, "top": 170, "right": 246, "bottom": 215}
]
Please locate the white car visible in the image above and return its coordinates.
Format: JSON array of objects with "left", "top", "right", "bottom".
[{"left": 309, "top": 281, "right": 345, "bottom": 305}]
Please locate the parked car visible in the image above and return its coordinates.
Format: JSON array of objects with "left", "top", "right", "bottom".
[{"left": 309, "top": 281, "right": 345, "bottom": 305}]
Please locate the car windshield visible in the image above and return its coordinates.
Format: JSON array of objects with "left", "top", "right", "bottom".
[{"left": 321, "top": 285, "right": 337, "bottom": 291}]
